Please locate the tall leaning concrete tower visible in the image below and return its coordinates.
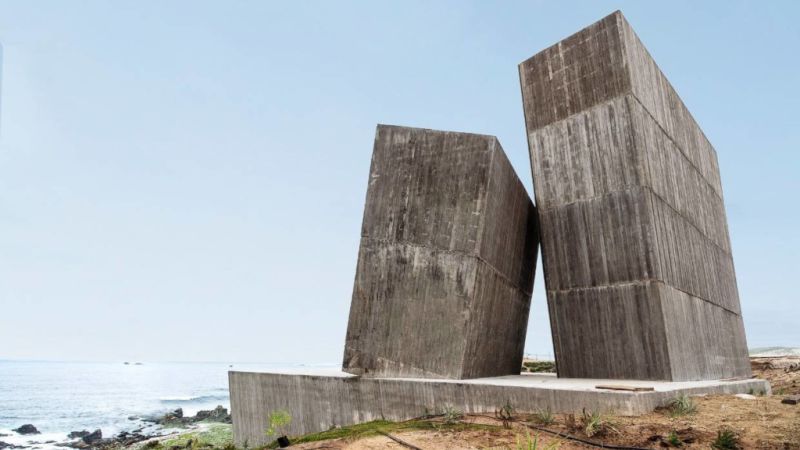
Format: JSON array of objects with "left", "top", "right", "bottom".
[{"left": 519, "top": 11, "right": 751, "bottom": 381}]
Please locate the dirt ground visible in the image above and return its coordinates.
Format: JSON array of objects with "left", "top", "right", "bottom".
[
  {"left": 290, "top": 357, "right": 800, "bottom": 449},
  {"left": 289, "top": 426, "right": 571, "bottom": 450}
]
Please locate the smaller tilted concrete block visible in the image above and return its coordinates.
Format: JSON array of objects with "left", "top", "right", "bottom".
[{"left": 342, "top": 124, "right": 539, "bottom": 380}]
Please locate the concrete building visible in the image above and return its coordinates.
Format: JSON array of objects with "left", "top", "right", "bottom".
[
  {"left": 342, "top": 124, "right": 539, "bottom": 379},
  {"left": 519, "top": 11, "right": 751, "bottom": 381},
  {"left": 229, "top": 13, "right": 769, "bottom": 446}
]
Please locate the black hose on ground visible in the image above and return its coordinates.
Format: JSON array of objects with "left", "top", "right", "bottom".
[
  {"left": 523, "top": 422, "right": 652, "bottom": 450},
  {"left": 377, "top": 430, "right": 424, "bottom": 450},
  {"left": 470, "top": 414, "right": 652, "bottom": 450}
]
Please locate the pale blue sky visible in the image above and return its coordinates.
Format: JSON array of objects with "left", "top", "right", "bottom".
[{"left": 0, "top": 1, "right": 797, "bottom": 363}]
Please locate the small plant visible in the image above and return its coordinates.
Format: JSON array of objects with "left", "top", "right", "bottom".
[
  {"left": 441, "top": 405, "right": 463, "bottom": 425},
  {"left": 666, "top": 430, "right": 682, "bottom": 447},
  {"left": 667, "top": 394, "right": 697, "bottom": 417},
  {"left": 532, "top": 407, "right": 555, "bottom": 426},
  {"left": 515, "top": 430, "right": 561, "bottom": 450},
  {"left": 747, "top": 388, "right": 755, "bottom": 395},
  {"left": 265, "top": 410, "right": 292, "bottom": 447},
  {"left": 711, "top": 428, "right": 740, "bottom": 450},
  {"left": 564, "top": 413, "right": 577, "bottom": 431},
  {"left": 143, "top": 441, "right": 160, "bottom": 449},
  {"left": 221, "top": 444, "right": 236, "bottom": 450},
  {"left": 496, "top": 400, "right": 515, "bottom": 428},
  {"left": 580, "top": 409, "right": 617, "bottom": 438},
  {"left": 522, "top": 361, "right": 557, "bottom": 373}
]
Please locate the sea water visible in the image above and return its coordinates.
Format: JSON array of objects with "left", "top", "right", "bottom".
[{"left": 0, "top": 360, "right": 334, "bottom": 448}]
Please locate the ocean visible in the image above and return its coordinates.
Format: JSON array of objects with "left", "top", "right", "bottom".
[{"left": 0, "top": 360, "right": 334, "bottom": 448}]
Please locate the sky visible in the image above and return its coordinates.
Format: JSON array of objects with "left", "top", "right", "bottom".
[{"left": 0, "top": 1, "right": 797, "bottom": 363}]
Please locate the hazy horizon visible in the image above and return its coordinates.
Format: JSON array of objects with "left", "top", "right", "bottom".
[{"left": 1, "top": 1, "right": 798, "bottom": 363}]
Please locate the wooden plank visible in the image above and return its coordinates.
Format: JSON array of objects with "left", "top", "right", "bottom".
[{"left": 595, "top": 384, "right": 655, "bottom": 392}]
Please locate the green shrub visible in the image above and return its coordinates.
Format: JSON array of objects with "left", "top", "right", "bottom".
[
  {"left": 496, "top": 400, "right": 515, "bottom": 428},
  {"left": 441, "top": 405, "right": 463, "bottom": 425},
  {"left": 667, "top": 394, "right": 696, "bottom": 417},
  {"left": 265, "top": 410, "right": 292, "bottom": 439},
  {"left": 580, "top": 409, "right": 617, "bottom": 438},
  {"left": 711, "top": 429, "right": 740, "bottom": 450},
  {"left": 532, "top": 408, "right": 555, "bottom": 426},
  {"left": 666, "top": 430, "right": 681, "bottom": 447},
  {"left": 515, "top": 430, "right": 561, "bottom": 449},
  {"left": 522, "top": 361, "right": 556, "bottom": 373}
]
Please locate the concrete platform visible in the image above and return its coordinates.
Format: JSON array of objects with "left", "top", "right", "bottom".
[{"left": 229, "top": 369, "right": 769, "bottom": 446}]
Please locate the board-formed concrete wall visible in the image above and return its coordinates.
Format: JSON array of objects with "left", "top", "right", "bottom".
[
  {"left": 229, "top": 370, "right": 769, "bottom": 446},
  {"left": 342, "top": 124, "right": 539, "bottom": 380},
  {"left": 519, "top": 11, "right": 751, "bottom": 381}
]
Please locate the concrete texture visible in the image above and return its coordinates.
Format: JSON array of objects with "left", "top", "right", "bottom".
[
  {"left": 229, "top": 369, "right": 770, "bottom": 446},
  {"left": 519, "top": 11, "right": 750, "bottom": 381},
  {"left": 342, "top": 125, "right": 539, "bottom": 380}
]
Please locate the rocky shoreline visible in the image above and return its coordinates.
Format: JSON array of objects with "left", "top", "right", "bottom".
[{"left": 0, "top": 406, "right": 231, "bottom": 450}]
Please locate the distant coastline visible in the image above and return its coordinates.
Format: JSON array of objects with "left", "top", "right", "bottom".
[{"left": 749, "top": 346, "right": 800, "bottom": 357}]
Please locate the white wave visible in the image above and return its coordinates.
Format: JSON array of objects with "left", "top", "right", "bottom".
[
  {"left": 750, "top": 347, "right": 800, "bottom": 357},
  {"left": 159, "top": 394, "right": 229, "bottom": 403}
]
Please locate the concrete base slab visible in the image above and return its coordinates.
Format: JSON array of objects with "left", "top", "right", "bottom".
[{"left": 229, "top": 369, "right": 770, "bottom": 447}]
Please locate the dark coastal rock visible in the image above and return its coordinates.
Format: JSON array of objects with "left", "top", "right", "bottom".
[
  {"left": 57, "top": 428, "right": 159, "bottom": 449},
  {"left": 13, "top": 424, "right": 40, "bottom": 435},
  {"left": 116, "top": 433, "right": 157, "bottom": 448},
  {"left": 195, "top": 405, "right": 229, "bottom": 422},
  {"left": 150, "top": 405, "right": 230, "bottom": 426},
  {"left": 165, "top": 408, "right": 183, "bottom": 420},
  {"left": 159, "top": 409, "right": 185, "bottom": 426},
  {"left": 0, "top": 441, "right": 26, "bottom": 449},
  {"left": 59, "top": 440, "right": 90, "bottom": 449},
  {"left": 82, "top": 430, "right": 102, "bottom": 444}
]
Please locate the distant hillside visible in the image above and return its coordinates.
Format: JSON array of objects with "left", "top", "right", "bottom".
[{"left": 749, "top": 346, "right": 800, "bottom": 357}]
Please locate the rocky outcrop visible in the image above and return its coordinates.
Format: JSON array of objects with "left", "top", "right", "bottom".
[
  {"left": 12, "top": 425, "right": 40, "bottom": 435},
  {"left": 146, "top": 405, "right": 231, "bottom": 426},
  {"left": 0, "top": 442, "right": 25, "bottom": 449},
  {"left": 82, "top": 430, "right": 102, "bottom": 444},
  {"left": 195, "top": 406, "right": 229, "bottom": 422},
  {"left": 67, "top": 431, "right": 90, "bottom": 439},
  {"left": 58, "top": 428, "right": 158, "bottom": 449}
]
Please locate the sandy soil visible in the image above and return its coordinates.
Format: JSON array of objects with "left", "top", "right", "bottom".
[
  {"left": 289, "top": 427, "right": 573, "bottom": 449},
  {"left": 752, "top": 356, "right": 800, "bottom": 395}
]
